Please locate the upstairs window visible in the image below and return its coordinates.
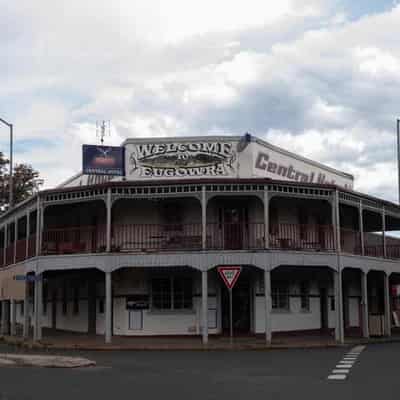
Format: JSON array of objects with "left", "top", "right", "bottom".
[{"left": 162, "top": 202, "right": 183, "bottom": 231}]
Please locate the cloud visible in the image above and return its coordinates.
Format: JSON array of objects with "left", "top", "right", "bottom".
[{"left": 2, "top": 0, "right": 400, "bottom": 201}]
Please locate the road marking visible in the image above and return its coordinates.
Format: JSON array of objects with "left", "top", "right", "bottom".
[
  {"left": 327, "top": 345, "right": 366, "bottom": 381},
  {"left": 328, "top": 374, "right": 347, "bottom": 380}
]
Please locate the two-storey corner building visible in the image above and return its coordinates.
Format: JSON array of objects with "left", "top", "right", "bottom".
[{"left": 0, "top": 134, "right": 399, "bottom": 345}]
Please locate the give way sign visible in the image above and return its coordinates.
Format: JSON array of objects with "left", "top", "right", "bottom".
[{"left": 218, "top": 266, "right": 242, "bottom": 290}]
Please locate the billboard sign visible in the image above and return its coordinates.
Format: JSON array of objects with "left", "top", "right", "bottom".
[
  {"left": 82, "top": 145, "right": 125, "bottom": 176},
  {"left": 126, "top": 141, "right": 237, "bottom": 179},
  {"left": 253, "top": 141, "right": 353, "bottom": 189}
]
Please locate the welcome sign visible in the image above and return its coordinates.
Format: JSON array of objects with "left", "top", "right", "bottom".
[{"left": 127, "top": 141, "right": 237, "bottom": 178}]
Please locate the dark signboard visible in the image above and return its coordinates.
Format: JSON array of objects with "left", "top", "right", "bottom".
[
  {"left": 126, "top": 295, "right": 149, "bottom": 310},
  {"left": 82, "top": 145, "right": 125, "bottom": 176}
]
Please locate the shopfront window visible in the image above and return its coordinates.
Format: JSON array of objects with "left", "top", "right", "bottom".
[
  {"left": 151, "top": 277, "right": 192, "bottom": 310},
  {"left": 300, "top": 281, "right": 310, "bottom": 311},
  {"left": 272, "top": 282, "right": 290, "bottom": 310}
]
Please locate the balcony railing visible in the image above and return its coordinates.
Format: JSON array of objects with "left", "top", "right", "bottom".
[
  {"left": 1, "top": 223, "right": 399, "bottom": 264},
  {"left": 40, "top": 222, "right": 336, "bottom": 254},
  {"left": 42, "top": 226, "right": 107, "bottom": 255}
]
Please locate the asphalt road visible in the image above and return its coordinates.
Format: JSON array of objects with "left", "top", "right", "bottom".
[{"left": 0, "top": 342, "right": 398, "bottom": 400}]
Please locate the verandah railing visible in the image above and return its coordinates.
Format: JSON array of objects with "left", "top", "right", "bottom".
[
  {"left": 1, "top": 223, "right": 398, "bottom": 263},
  {"left": 40, "top": 222, "right": 336, "bottom": 253}
]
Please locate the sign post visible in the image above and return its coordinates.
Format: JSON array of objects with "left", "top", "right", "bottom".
[{"left": 218, "top": 266, "right": 242, "bottom": 342}]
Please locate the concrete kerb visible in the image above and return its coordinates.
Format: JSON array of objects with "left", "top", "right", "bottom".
[
  {"left": 2, "top": 335, "right": 400, "bottom": 352},
  {"left": 0, "top": 336, "right": 96, "bottom": 367}
]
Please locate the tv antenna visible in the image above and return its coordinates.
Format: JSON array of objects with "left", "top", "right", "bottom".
[{"left": 96, "top": 120, "right": 111, "bottom": 145}]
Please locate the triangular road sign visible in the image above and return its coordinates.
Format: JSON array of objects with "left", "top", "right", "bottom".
[{"left": 218, "top": 266, "right": 242, "bottom": 290}]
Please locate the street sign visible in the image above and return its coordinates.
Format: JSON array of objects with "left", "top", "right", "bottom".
[
  {"left": 218, "top": 266, "right": 242, "bottom": 290},
  {"left": 218, "top": 266, "right": 242, "bottom": 342},
  {"left": 13, "top": 275, "right": 41, "bottom": 282}
]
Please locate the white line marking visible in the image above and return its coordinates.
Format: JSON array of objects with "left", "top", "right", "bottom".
[
  {"left": 328, "top": 374, "right": 347, "bottom": 380},
  {"left": 327, "top": 345, "right": 366, "bottom": 381}
]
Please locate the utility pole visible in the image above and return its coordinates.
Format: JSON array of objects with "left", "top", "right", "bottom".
[
  {"left": 397, "top": 119, "right": 400, "bottom": 204},
  {"left": 0, "top": 118, "right": 14, "bottom": 209}
]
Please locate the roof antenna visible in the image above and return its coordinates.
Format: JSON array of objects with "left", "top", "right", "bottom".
[{"left": 96, "top": 120, "right": 111, "bottom": 145}]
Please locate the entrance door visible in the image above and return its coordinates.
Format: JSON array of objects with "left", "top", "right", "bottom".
[
  {"left": 51, "top": 290, "right": 57, "bottom": 330},
  {"left": 221, "top": 276, "right": 251, "bottom": 334},
  {"left": 88, "top": 280, "right": 97, "bottom": 334},
  {"left": 222, "top": 205, "right": 247, "bottom": 250},
  {"left": 320, "top": 288, "right": 328, "bottom": 330}
]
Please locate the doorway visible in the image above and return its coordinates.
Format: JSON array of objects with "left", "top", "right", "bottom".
[
  {"left": 320, "top": 287, "right": 328, "bottom": 330},
  {"left": 221, "top": 275, "right": 251, "bottom": 334},
  {"left": 221, "top": 203, "right": 248, "bottom": 250}
]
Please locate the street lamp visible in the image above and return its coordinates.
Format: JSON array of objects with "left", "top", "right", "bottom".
[{"left": 0, "top": 118, "right": 13, "bottom": 209}]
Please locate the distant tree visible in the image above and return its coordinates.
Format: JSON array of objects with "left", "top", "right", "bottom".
[{"left": 0, "top": 152, "right": 42, "bottom": 211}]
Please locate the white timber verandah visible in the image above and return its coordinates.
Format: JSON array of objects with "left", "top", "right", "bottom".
[{"left": 0, "top": 179, "right": 399, "bottom": 345}]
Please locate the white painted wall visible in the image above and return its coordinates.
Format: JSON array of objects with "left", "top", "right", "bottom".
[{"left": 13, "top": 268, "right": 363, "bottom": 337}]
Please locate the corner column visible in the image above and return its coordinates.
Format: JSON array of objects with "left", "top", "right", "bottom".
[
  {"left": 384, "top": 272, "right": 391, "bottom": 337},
  {"left": 10, "top": 300, "right": 16, "bottom": 336},
  {"left": 334, "top": 270, "right": 344, "bottom": 343},
  {"left": 201, "top": 270, "right": 208, "bottom": 345},
  {"left": 106, "top": 188, "right": 112, "bottom": 252},
  {"left": 13, "top": 218, "right": 17, "bottom": 264},
  {"left": 1, "top": 301, "right": 10, "bottom": 336},
  {"left": 35, "top": 197, "right": 41, "bottom": 256},
  {"left": 264, "top": 269, "right": 272, "bottom": 344},
  {"left": 359, "top": 201, "right": 365, "bottom": 256},
  {"left": 105, "top": 271, "right": 112, "bottom": 343},
  {"left": 382, "top": 209, "right": 387, "bottom": 258},
  {"left": 264, "top": 189, "right": 269, "bottom": 249},
  {"left": 25, "top": 211, "right": 30, "bottom": 258},
  {"left": 361, "top": 271, "right": 369, "bottom": 338},
  {"left": 201, "top": 187, "right": 207, "bottom": 250},
  {"left": 23, "top": 281, "right": 30, "bottom": 338},
  {"left": 33, "top": 275, "right": 43, "bottom": 341},
  {"left": 3, "top": 225, "right": 7, "bottom": 266}
]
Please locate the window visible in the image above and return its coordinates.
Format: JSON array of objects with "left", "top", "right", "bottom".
[
  {"left": 20, "top": 302, "right": 24, "bottom": 317},
  {"left": 269, "top": 204, "right": 279, "bottom": 235},
  {"left": 62, "top": 283, "right": 67, "bottom": 315},
  {"left": 173, "top": 278, "right": 193, "bottom": 309},
  {"left": 152, "top": 278, "right": 172, "bottom": 309},
  {"left": 298, "top": 205, "right": 308, "bottom": 240},
  {"left": 272, "top": 282, "right": 290, "bottom": 310},
  {"left": 151, "top": 277, "right": 192, "bottom": 310},
  {"left": 43, "top": 284, "right": 48, "bottom": 315},
  {"left": 73, "top": 287, "right": 79, "bottom": 315},
  {"left": 300, "top": 281, "right": 310, "bottom": 311},
  {"left": 162, "top": 203, "right": 183, "bottom": 231},
  {"left": 330, "top": 296, "right": 335, "bottom": 311},
  {"left": 98, "top": 299, "right": 104, "bottom": 314}
]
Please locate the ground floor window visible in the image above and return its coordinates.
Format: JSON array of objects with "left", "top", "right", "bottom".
[
  {"left": 300, "top": 281, "right": 310, "bottom": 311},
  {"left": 272, "top": 282, "right": 290, "bottom": 310},
  {"left": 98, "top": 299, "right": 104, "bottom": 314},
  {"left": 151, "top": 277, "right": 192, "bottom": 310},
  {"left": 73, "top": 287, "right": 79, "bottom": 315}
]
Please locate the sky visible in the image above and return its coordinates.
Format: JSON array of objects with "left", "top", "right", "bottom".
[{"left": 1, "top": 0, "right": 400, "bottom": 201}]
